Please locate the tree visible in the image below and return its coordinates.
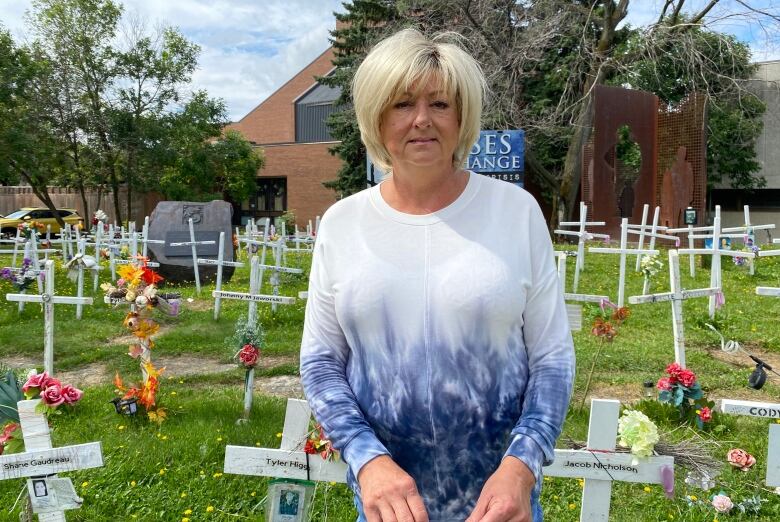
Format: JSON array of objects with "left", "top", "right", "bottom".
[
  {"left": 319, "top": 0, "right": 400, "bottom": 197},
  {"left": 0, "top": 27, "right": 73, "bottom": 225},
  {"left": 324, "top": 0, "right": 778, "bottom": 225},
  {"left": 158, "top": 93, "right": 263, "bottom": 202}
]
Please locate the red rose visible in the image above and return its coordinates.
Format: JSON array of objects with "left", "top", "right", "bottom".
[
  {"left": 698, "top": 406, "right": 712, "bottom": 423},
  {"left": 41, "top": 384, "right": 65, "bottom": 407},
  {"left": 657, "top": 377, "right": 673, "bottom": 391},
  {"left": 678, "top": 369, "right": 697, "bottom": 388},
  {"left": 60, "top": 385, "right": 84, "bottom": 405},
  {"left": 238, "top": 344, "right": 260, "bottom": 367},
  {"left": 727, "top": 448, "right": 755, "bottom": 471},
  {"left": 303, "top": 439, "right": 317, "bottom": 455}
]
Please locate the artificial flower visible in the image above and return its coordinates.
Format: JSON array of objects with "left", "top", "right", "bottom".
[
  {"left": 41, "top": 384, "right": 65, "bottom": 407},
  {"left": 678, "top": 369, "right": 697, "bottom": 388},
  {"left": 22, "top": 372, "right": 60, "bottom": 397},
  {"left": 618, "top": 410, "right": 660, "bottom": 464},
  {"left": 60, "top": 385, "right": 84, "bottom": 405},
  {"left": 711, "top": 494, "right": 733, "bottom": 513},
  {"left": 726, "top": 448, "right": 756, "bottom": 471},
  {"left": 698, "top": 406, "right": 712, "bottom": 423},
  {"left": 237, "top": 344, "right": 260, "bottom": 367},
  {"left": 657, "top": 377, "right": 673, "bottom": 391}
]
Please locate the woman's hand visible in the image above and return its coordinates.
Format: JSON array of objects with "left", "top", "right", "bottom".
[
  {"left": 465, "top": 457, "right": 535, "bottom": 522},
  {"left": 358, "top": 455, "right": 429, "bottom": 522}
]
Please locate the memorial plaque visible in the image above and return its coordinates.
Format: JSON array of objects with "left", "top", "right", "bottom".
[
  {"left": 164, "top": 231, "right": 221, "bottom": 257},
  {"left": 147, "top": 200, "right": 235, "bottom": 283}
]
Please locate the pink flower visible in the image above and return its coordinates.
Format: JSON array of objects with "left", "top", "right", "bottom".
[
  {"left": 698, "top": 406, "right": 712, "bottom": 423},
  {"left": 22, "top": 372, "right": 61, "bottom": 397},
  {"left": 41, "top": 384, "right": 65, "bottom": 407},
  {"left": 60, "top": 385, "right": 84, "bottom": 406},
  {"left": 238, "top": 344, "right": 260, "bottom": 367},
  {"left": 665, "top": 363, "right": 683, "bottom": 380},
  {"left": 657, "top": 377, "right": 673, "bottom": 391},
  {"left": 677, "top": 369, "right": 697, "bottom": 388},
  {"left": 727, "top": 448, "right": 756, "bottom": 471},
  {"left": 711, "top": 494, "right": 733, "bottom": 513}
]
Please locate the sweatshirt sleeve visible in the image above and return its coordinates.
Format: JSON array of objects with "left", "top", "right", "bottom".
[
  {"left": 299, "top": 225, "right": 390, "bottom": 481},
  {"left": 504, "top": 202, "right": 575, "bottom": 486}
]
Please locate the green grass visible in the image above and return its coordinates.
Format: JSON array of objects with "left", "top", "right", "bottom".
[{"left": 2, "top": 247, "right": 780, "bottom": 520}]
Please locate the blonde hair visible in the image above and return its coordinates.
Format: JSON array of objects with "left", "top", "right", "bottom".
[{"left": 352, "top": 28, "right": 486, "bottom": 174}]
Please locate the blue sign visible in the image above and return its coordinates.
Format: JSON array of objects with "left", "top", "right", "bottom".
[
  {"left": 366, "top": 129, "right": 525, "bottom": 187},
  {"left": 467, "top": 130, "right": 524, "bottom": 174}
]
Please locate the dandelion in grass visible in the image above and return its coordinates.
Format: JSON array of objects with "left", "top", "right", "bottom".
[
  {"left": 130, "top": 481, "right": 136, "bottom": 487},
  {"left": 181, "top": 492, "right": 187, "bottom": 498},
  {"left": 206, "top": 505, "right": 215, "bottom": 512},
  {"left": 213, "top": 472, "right": 223, "bottom": 478},
  {"left": 183, "top": 509, "right": 192, "bottom": 515}
]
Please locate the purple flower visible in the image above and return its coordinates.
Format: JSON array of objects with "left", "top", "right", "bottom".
[{"left": 21, "top": 258, "right": 32, "bottom": 268}]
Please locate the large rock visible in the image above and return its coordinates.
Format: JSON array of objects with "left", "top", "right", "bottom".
[{"left": 147, "top": 200, "right": 235, "bottom": 284}]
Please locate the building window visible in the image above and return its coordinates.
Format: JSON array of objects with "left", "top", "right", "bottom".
[
  {"left": 256, "top": 178, "right": 287, "bottom": 214},
  {"left": 295, "top": 81, "right": 342, "bottom": 143}
]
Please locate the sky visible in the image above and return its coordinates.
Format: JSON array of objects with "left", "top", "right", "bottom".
[{"left": 1, "top": 0, "right": 779, "bottom": 122}]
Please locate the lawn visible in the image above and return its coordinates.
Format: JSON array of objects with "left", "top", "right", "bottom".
[{"left": 2, "top": 244, "right": 780, "bottom": 521}]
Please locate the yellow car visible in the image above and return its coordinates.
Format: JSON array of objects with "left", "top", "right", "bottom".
[{"left": 0, "top": 207, "right": 84, "bottom": 237}]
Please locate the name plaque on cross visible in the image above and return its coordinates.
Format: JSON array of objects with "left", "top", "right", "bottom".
[
  {"left": 212, "top": 290, "right": 295, "bottom": 305},
  {"left": 0, "top": 443, "right": 103, "bottom": 480},
  {"left": 720, "top": 399, "right": 780, "bottom": 419}
]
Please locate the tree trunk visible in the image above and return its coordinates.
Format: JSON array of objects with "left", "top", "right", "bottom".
[
  {"left": 559, "top": 94, "right": 596, "bottom": 221},
  {"left": 110, "top": 165, "right": 122, "bottom": 225},
  {"left": 10, "top": 160, "right": 66, "bottom": 228}
]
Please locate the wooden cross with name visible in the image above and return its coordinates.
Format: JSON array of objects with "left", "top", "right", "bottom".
[
  {"left": 542, "top": 399, "right": 675, "bottom": 522},
  {"left": 0, "top": 400, "right": 103, "bottom": 521},
  {"left": 212, "top": 256, "right": 294, "bottom": 419},
  {"left": 5, "top": 261, "right": 94, "bottom": 375},
  {"left": 224, "top": 398, "right": 348, "bottom": 482},
  {"left": 224, "top": 398, "right": 674, "bottom": 522},
  {"left": 139, "top": 216, "right": 165, "bottom": 259},
  {"left": 588, "top": 218, "right": 659, "bottom": 307},
  {"left": 260, "top": 237, "right": 303, "bottom": 313},
  {"left": 720, "top": 399, "right": 780, "bottom": 487},
  {"left": 167, "top": 218, "right": 216, "bottom": 295},
  {"left": 196, "top": 231, "right": 244, "bottom": 320},
  {"left": 554, "top": 202, "right": 609, "bottom": 292},
  {"left": 628, "top": 250, "right": 721, "bottom": 368}
]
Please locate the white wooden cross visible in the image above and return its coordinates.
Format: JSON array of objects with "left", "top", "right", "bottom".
[
  {"left": 554, "top": 202, "right": 609, "bottom": 292},
  {"left": 625, "top": 206, "right": 678, "bottom": 294},
  {"left": 0, "top": 400, "right": 103, "bottom": 521},
  {"left": 678, "top": 212, "right": 755, "bottom": 318},
  {"left": 224, "top": 398, "right": 348, "bottom": 482},
  {"left": 212, "top": 256, "right": 294, "bottom": 418},
  {"left": 628, "top": 250, "right": 721, "bottom": 367},
  {"left": 167, "top": 218, "right": 215, "bottom": 295},
  {"left": 196, "top": 231, "right": 244, "bottom": 320},
  {"left": 139, "top": 216, "right": 165, "bottom": 259},
  {"left": 5, "top": 260, "right": 93, "bottom": 375},
  {"left": 555, "top": 251, "right": 609, "bottom": 331},
  {"left": 720, "top": 399, "right": 780, "bottom": 487},
  {"left": 588, "top": 218, "right": 659, "bottom": 307},
  {"left": 3, "top": 239, "right": 46, "bottom": 314},
  {"left": 542, "top": 399, "right": 674, "bottom": 522},
  {"left": 628, "top": 205, "right": 673, "bottom": 271},
  {"left": 287, "top": 225, "right": 315, "bottom": 253},
  {"left": 263, "top": 237, "right": 303, "bottom": 313}
]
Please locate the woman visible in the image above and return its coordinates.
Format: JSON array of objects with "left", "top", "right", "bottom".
[{"left": 301, "top": 28, "right": 574, "bottom": 522}]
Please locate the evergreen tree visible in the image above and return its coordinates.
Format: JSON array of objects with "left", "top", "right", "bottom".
[{"left": 318, "top": 0, "right": 399, "bottom": 198}]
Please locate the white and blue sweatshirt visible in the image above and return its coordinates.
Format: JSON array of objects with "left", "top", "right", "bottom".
[{"left": 300, "top": 172, "right": 575, "bottom": 520}]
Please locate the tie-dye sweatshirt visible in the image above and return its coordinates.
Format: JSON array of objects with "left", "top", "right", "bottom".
[{"left": 300, "top": 172, "right": 575, "bottom": 520}]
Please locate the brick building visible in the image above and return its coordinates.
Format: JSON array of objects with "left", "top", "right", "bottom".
[{"left": 226, "top": 47, "right": 343, "bottom": 227}]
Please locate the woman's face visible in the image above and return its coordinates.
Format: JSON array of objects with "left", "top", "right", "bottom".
[{"left": 380, "top": 76, "right": 460, "bottom": 173}]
